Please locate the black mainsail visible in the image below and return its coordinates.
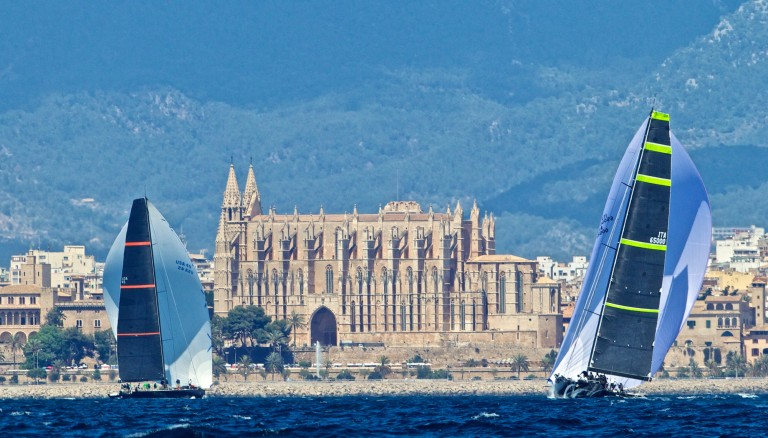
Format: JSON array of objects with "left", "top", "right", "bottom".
[
  {"left": 588, "top": 111, "right": 672, "bottom": 380},
  {"left": 116, "top": 198, "right": 166, "bottom": 382}
]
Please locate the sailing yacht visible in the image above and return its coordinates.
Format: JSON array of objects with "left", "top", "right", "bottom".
[
  {"left": 103, "top": 198, "right": 213, "bottom": 398},
  {"left": 549, "top": 111, "right": 711, "bottom": 398}
]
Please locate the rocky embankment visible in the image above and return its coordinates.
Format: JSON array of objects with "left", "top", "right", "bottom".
[{"left": 1, "top": 378, "right": 768, "bottom": 399}]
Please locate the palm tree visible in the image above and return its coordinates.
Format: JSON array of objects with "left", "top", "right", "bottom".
[
  {"left": 264, "top": 328, "right": 288, "bottom": 353},
  {"left": 541, "top": 349, "right": 557, "bottom": 374},
  {"left": 286, "top": 311, "right": 307, "bottom": 348},
  {"left": 375, "top": 355, "right": 391, "bottom": 379},
  {"left": 688, "top": 359, "right": 702, "bottom": 379},
  {"left": 50, "top": 359, "right": 66, "bottom": 383},
  {"left": 705, "top": 359, "right": 721, "bottom": 378},
  {"left": 212, "top": 356, "right": 228, "bottom": 381},
  {"left": 511, "top": 354, "right": 529, "bottom": 379},
  {"left": 238, "top": 355, "right": 252, "bottom": 381},
  {"left": 266, "top": 352, "right": 284, "bottom": 380},
  {"left": 10, "top": 333, "right": 24, "bottom": 369},
  {"left": 726, "top": 352, "right": 746, "bottom": 378}
]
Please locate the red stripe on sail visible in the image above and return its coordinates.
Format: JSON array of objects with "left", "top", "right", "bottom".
[
  {"left": 120, "top": 284, "right": 156, "bottom": 289},
  {"left": 125, "top": 241, "right": 151, "bottom": 246}
]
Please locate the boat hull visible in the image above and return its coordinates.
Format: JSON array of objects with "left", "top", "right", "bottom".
[{"left": 109, "top": 388, "right": 205, "bottom": 399}]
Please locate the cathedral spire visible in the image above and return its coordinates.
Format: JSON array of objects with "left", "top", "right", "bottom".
[
  {"left": 243, "top": 163, "right": 263, "bottom": 216},
  {"left": 222, "top": 164, "right": 241, "bottom": 208}
]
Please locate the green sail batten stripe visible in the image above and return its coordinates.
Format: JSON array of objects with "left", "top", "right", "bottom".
[
  {"left": 644, "top": 142, "right": 672, "bottom": 154},
  {"left": 620, "top": 238, "right": 666, "bottom": 251},
  {"left": 605, "top": 302, "right": 660, "bottom": 314},
  {"left": 651, "top": 111, "right": 670, "bottom": 121},
  {"left": 636, "top": 173, "right": 671, "bottom": 187}
]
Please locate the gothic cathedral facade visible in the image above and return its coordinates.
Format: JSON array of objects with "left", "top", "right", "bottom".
[{"left": 213, "top": 165, "right": 562, "bottom": 349}]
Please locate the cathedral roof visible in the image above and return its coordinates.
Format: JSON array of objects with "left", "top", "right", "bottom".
[{"left": 467, "top": 254, "right": 533, "bottom": 264}]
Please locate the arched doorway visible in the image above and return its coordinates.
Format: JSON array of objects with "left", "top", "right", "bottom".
[{"left": 310, "top": 307, "right": 337, "bottom": 346}]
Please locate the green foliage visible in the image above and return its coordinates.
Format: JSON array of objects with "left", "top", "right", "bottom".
[
  {"left": 298, "top": 360, "right": 312, "bottom": 369},
  {"left": 336, "top": 369, "right": 355, "bottom": 381},
  {"left": 463, "top": 359, "right": 479, "bottom": 367},
  {"left": 27, "top": 368, "right": 47, "bottom": 381},
  {"left": 212, "top": 356, "right": 228, "bottom": 381},
  {"left": 265, "top": 352, "right": 284, "bottom": 380},
  {"left": 80, "top": 376, "right": 88, "bottom": 382},
  {"left": 222, "top": 305, "right": 271, "bottom": 347},
  {"left": 92, "top": 369, "right": 102, "bottom": 381},
  {"left": 45, "top": 308, "right": 66, "bottom": 327},
  {"left": 511, "top": 354, "right": 530, "bottom": 379},
  {"left": 9, "top": 375, "right": 18, "bottom": 384},
  {"left": 542, "top": 350, "right": 558, "bottom": 373},
  {"left": 93, "top": 329, "right": 115, "bottom": 364},
  {"left": 22, "top": 325, "right": 96, "bottom": 369},
  {"left": 238, "top": 355, "right": 253, "bottom": 381},
  {"left": 0, "top": 376, "right": 6, "bottom": 384},
  {"left": 408, "top": 354, "right": 426, "bottom": 364},
  {"left": 367, "top": 371, "right": 383, "bottom": 380}
]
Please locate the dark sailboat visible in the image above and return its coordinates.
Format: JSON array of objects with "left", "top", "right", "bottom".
[
  {"left": 549, "top": 111, "right": 711, "bottom": 398},
  {"left": 104, "top": 198, "right": 212, "bottom": 399}
]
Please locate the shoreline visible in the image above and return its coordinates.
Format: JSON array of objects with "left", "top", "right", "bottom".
[{"left": 2, "top": 377, "right": 768, "bottom": 399}]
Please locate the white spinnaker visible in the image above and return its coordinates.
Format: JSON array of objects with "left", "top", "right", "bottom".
[
  {"left": 651, "top": 132, "right": 712, "bottom": 374},
  {"left": 549, "top": 119, "right": 648, "bottom": 381},
  {"left": 103, "top": 222, "right": 127, "bottom": 340},
  {"left": 148, "top": 202, "right": 213, "bottom": 389}
]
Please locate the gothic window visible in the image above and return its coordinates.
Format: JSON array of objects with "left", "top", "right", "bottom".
[
  {"left": 326, "top": 266, "right": 334, "bottom": 294},
  {"left": 732, "top": 317, "right": 738, "bottom": 327},
  {"left": 481, "top": 291, "right": 488, "bottom": 330},
  {"left": 432, "top": 267, "right": 439, "bottom": 294},
  {"left": 247, "top": 271, "right": 255, "bottom": 305},
  {"left": 460, "top": 300, "right": 466, "bottom": 331},
  {"left": 298, "top": 269, "right": 304, "bottom": 296},
  {"left": 407, "top": 267, "right": 413, "bottom": 294},
  {"left": 450, "top": 300, "right": 455, "bottom": 330},
  {"left": 499, "top": 273, "right": 506, "bottom": 314},
  {"left": 409, "top": 300, "right": 414, "bottom": 331},
  {"left": 472, "top": 300, "right": 477, "bottom": 331},
  {"left": 401, "top": 303, "right": 406, "bottom": 331},
  {"left": 357, "top": 268, "right": 364, "bottom": 294},
  {"left": 351, "top": 302, "right": 356, "bottom": 333},
  {"left": 726, "top": 303, "right": 734, "bottom": 311},
  {"left": 718, "top": 317, "right": 723, "bottom": 328}
]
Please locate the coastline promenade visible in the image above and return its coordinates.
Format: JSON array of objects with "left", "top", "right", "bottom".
[{"left": 2, "top": 377, "right": 768, "bottom": 399}]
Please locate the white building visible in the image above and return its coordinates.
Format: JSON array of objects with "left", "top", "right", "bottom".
[
  {"left": 10, "top": 246, "right": 102, "bottom": 297},
  {"left": 714, "top": 226, "right": 765, "bottom": 273},
  {"left": 537, "top": 256, "right": 588, "bottom": 283}
]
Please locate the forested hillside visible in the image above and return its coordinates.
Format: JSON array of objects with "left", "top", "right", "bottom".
[{"left": 2, "top": 1, "right": 765, "bottom": 262}]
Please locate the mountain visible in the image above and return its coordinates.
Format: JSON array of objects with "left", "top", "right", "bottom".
[{"left": 0, "top": 1, "right": 763, "bottom": 263}]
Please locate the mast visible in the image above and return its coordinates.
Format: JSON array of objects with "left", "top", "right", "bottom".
[
  {"left": 116, "top": 198, "right": 166, "bottom": 382},
  {"left": 588, "top": 111, "right": 673, "bottom": 381}
]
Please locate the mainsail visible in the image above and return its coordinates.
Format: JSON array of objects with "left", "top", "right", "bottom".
[
  {"left": 550, "top": 111, "right": 711, "bottom": 388},
  {"left": 104, "top": 198, "right": 213, "bottom": 388}
]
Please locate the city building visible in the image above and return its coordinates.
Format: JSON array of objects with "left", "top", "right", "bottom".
[
  {"left": 10, "top": 246, "right": 102, "bottom": 297},
  {"left": 213, "top": 164, "right": 562, "bottom": 349},
  {"left": 713, "top": 226, "right": 766, "bottom": 273}
]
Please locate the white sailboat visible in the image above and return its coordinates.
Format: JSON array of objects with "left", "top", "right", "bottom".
[
  {"left": 103, "top": 198, "right": 212, "bottom": 398},
  {"left": 549, "top": 111, "right": 711, "bottom": 397}
]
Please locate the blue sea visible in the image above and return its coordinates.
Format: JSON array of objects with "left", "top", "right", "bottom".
[{"left": 1, "top": 393, "right": 767, "bottom": 437}]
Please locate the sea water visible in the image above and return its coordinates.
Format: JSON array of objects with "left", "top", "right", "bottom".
[{"left": 1, "top": 393, "right": 767, "bottom": 436}]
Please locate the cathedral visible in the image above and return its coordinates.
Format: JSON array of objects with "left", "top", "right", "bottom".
[{"left": 213, "top": 164, "right": 562, "bottom": 349}]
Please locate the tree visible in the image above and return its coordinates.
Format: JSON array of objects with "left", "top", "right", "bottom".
[
  {"left": 705, "top": 359, "right": 721, "bottom": 378},
  {"left": 27, "top": 367, "right": 46, "bottom": 384},
  {"left": 93, "top": 329, "right": 115, "bottom": 364},
  {"left": 222, "top": 305, "right": 271, "bottom": 347},
  {"left": 688, "top": 359, "right": 702, "bottom": 379},
  {"left": 726, "top": 352, "right": 746, "bottom": 378},
  {"left": 375, "top": 355, "right": 392, "bottom": 379},
  {"left": 541, "top": 350, "right": 557, "bottom": 373},
  {"left": 511, "top": 354, "right": 529, "bottom": 379},
  {"left": 336, "top": 369, "right": 355, "bottom": 380},
  {"left": 287, "top": 311, "right": 307, "bottom": 347},
  {"left": 49, "top": 359, "right": 65, "bottom": 383},
  {"left": 10, "top": 333, "right": 24, "bottom": 368},
  {"left": 238, "top": 355, "right": 253, "bottom": 381},
  {"left": 212, "top": 356, "right": 228, "bottom": 381},
  {"left": 263, "top": 327, "right": 289, "bottom": 353},
  {"left": 266, "top": 352, "right": 284, "bottom": 380},
  {"left": 210, "top": 315, "right": 226, "bottom": 356},
  {"left": 45, "top": 308, "right": 66, "bottom": 327}
]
